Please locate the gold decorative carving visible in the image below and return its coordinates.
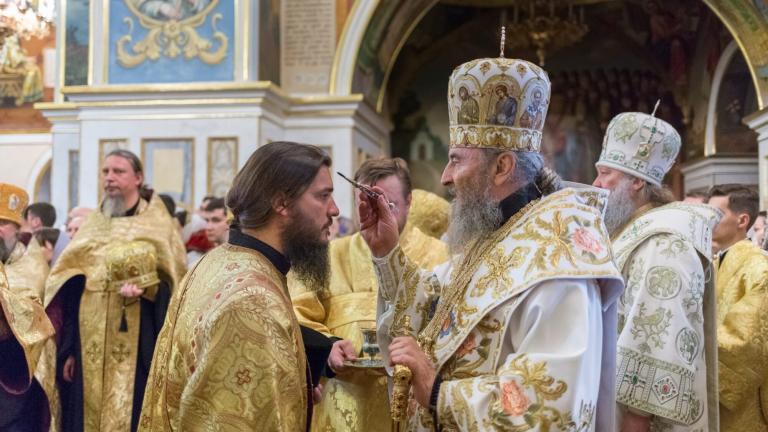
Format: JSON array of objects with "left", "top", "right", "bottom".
[
  {"left": 390, "top": 315, "right": 412, "bottom": 430},
  {"left": 116, "top": 0, "right": 228, "bottom": 68}
]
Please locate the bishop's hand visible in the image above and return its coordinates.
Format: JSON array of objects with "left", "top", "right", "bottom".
[
  {"left": 389, "top": 336, "right": 436, "bottom": 408},
  {"left": 358, "top": 187, "right": 399, "bottom": 258}
]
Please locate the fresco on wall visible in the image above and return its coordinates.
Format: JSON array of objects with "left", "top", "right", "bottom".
[
  {"left": 352, "top": 0, "right": 437, "bottom": 109},
  {"left": 716, "top": 51, "right": 759, "bottom": 153},
  {"left": 108, "top": 0, "right": 234, "bottom": 83},
  {"left": 65, "top": 0, "right": 90, "bottom": 86},
  {"left": 0, "top": 29, "right": 55, "bottom": 131}
]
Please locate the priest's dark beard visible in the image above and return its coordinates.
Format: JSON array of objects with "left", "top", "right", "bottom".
[
  {"left": 283, "top": 212, "right": 332, "bottom": 290},
  {"left": 102, "top": 195, "right": 127, "bottom": 218},
  {"left": 446, "top": 174, "right": 502, "bottom": 255}
]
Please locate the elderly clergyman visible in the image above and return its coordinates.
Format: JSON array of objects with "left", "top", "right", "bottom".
[{"left": 360, "top": 51, "right": 625, "bottom": 431}]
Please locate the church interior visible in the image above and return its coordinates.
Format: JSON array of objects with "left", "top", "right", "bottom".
[{"left": 1, "top": 0, "right": 767, "bottom": 221}]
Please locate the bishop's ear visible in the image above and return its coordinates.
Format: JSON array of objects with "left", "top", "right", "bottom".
[{"left": 493, "top": 152, "right": 516, "bottom": 186}]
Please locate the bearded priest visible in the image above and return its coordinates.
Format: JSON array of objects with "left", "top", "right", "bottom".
[
  {"left": 43, "top": 150, "right": 187, "bottom": 432},
  {"left": 140, "top": 142, "right": 340, "bottom": 431},
  {"left": 593, "top": 112, "right": 721, "bottom": 431},
  {"left": 361, "top": 53, "right": 625, "bottom": 431}
]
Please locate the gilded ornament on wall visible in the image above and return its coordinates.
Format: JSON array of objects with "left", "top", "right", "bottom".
[{"left": 116, "top": 0, "right": 228, "bottom": 68}]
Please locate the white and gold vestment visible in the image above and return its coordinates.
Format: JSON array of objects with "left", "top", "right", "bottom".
[
  {"left": 612, "top": 203, "right": 721, "bottom": 431},
  {"left": 376, "top": 187, "right": 624, "bottom": 431}
]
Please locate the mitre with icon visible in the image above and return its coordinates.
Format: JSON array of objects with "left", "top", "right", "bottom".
[
  {"left": 448, "top": 27, "right": 551, "bottom": 152},
  {"left": 0, "top": 183, "right": 29, "bottom": 227}
]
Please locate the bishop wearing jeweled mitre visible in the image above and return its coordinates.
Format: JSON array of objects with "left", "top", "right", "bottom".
[{"left": 360, "top": 44, "right": 626, "bottom": 431}]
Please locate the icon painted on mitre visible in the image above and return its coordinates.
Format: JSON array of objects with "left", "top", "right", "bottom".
[
  {"left": 457, "top": 86, "right": 480, "bottom": 125},
  {"left": 8, "top": 194, "right": 19, "bottom": 211},
  {"left": 522, "top": 87, "right": 547, "bottom": 130},
  {"left": 634, "top": 143, "right": 652, "bottom": 161},
  {"left": 489, "top": 84, "right": 518, "bottom": 126}
]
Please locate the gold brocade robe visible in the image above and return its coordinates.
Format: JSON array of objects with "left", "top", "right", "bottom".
[
  {"left": 714, "top": 239, "right": 768, "bottom": 432},
  {"left": 139, "top": 244, "right": 309, "bottom": 431},
  {"left": 42, "top": 197, "right": 187, "bottom": 432},
  {"left": 290, "top": 226, "right": 448, "bottom": 432},
  {"left": 0, "top": 243, "right": 55, "bottom": 425}
]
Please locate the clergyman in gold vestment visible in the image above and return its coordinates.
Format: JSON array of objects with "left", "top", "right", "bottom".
[
  {"left": 708, "top": 185, "right": 768, "bottom": 432},
  {"left": 140, "top": 142, "right": 341, "bottom": 431},
  {"left": 0, "top": 183, "right": 56, "bottom": 431},
  {"left": 43, "top": 150, "right": 187, "bottom": 432},
  {"left": 291, "top": 159, "right": 449, "bottom": 432}
]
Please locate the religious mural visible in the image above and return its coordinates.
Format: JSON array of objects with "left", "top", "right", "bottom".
[
  {"left": 64, "top": 0, "right": 90, "bottom": 86},
  {"left": 715, "top": 52, "right": 759, "bottom": 153},
  {"left": 108, "top": 0, "right": 234, "bottom": 83},
  {"left": 0, "top": 26, "right": 55, "bottom": 131},
  {"left": 352, "top": 0, "right": 437, "bottom": 109}
]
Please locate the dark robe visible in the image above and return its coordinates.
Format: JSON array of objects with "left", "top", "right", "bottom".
[{"left": 53, "top": 277, "right": 171, "bottom": 432}]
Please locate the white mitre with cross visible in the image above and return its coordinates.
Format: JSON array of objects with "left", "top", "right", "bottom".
[{"left": 596, "top": 104, "right": 681, "bottom": 186}]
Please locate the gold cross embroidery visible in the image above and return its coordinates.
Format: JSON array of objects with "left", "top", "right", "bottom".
[
  {"left": 85, "top": 341, "right": 100, "bottom": 364},
  {"left": 112, "top": 342, "right": 130, "bottom": 363}
]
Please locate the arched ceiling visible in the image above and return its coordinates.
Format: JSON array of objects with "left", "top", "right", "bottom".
[{"left": 335, "top": 0, "right": 768, "bottom": 111}]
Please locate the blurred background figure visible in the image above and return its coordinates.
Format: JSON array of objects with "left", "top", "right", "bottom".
[
  {"left": 34, "top": 227, "right": 60, "bottom": 265},
  {"left": 23, "top": 202, "right": 56, "bottom": 234},
  {"left": 682, "top": 190, "right": 708, "bottom": 204},
  {"left": 201, "top": 197, "right": 229, "bottom": 247}
]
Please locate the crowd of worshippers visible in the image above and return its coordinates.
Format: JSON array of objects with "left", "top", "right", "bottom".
[{"left": 1, "top": 54, "right": 768, "bottom": 432}]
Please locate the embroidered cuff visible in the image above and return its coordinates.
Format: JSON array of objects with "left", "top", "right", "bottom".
[
  {"left": 372, "top": 246, "right": 404, "bottom": 302},
  {"left": 616, "top": 346, "right": 698, "bottom": 425}
]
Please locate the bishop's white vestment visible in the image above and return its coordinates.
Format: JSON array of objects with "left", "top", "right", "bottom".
[{"left": 375, "top": 187, "right": 625, "bottom": 431}]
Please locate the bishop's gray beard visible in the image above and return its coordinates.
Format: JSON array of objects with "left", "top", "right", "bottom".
[
  {"left": 283, "top": 212, "right": 332, "bottom": 291},
  {"left": 604, "top": 178, "right": 637, "bottom": 235},
  {"left": 102, "top": 195, "right": 127, "bottom": 218},
  {"left": 446, "top": 175, "right": 502, "bottom": 255}
]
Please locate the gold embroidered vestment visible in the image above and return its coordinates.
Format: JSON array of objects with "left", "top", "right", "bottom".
[
  {"left": 140, "top": 244, "right": 308, "bottom": 431},
  {"left": 714, "top": 239, "right": 768, "bottom": 432},
  {"left": 43, "top": 197, "right": 187, "bottom": 432},
  {"left": 0, "top": 242, "right": 55, "bottom": 426}
]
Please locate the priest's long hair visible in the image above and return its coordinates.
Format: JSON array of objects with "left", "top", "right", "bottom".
[{"left": 226, "top": 142, "right": 332, "bottom": 230}]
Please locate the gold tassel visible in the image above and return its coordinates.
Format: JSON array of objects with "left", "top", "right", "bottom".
[{"left": 119, "top": 301, "right": 128, "bottom": 332}]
